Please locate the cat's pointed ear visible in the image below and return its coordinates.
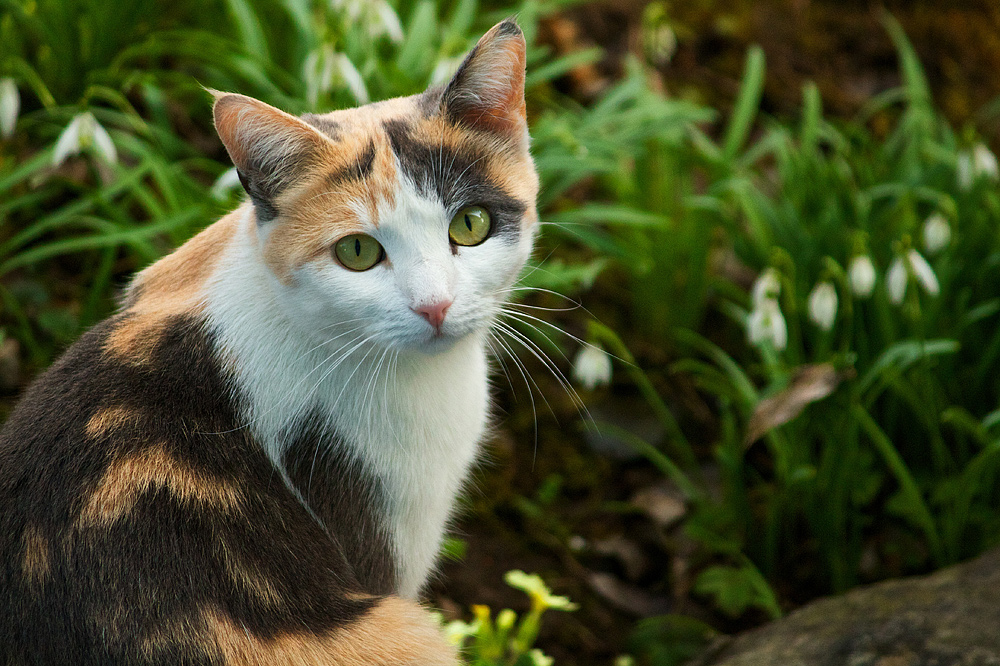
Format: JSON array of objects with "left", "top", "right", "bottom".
[
  {"left": 212, "top": 91, "right": 330, "bottom": 222},
  {"left": 440, "top": 19, "right": 527, "bottom": 138}
]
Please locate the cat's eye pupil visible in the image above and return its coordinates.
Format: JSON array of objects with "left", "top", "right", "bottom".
[
  {"left": 334, "top": 234, "right": 383, "bottom": 271},
  {"left": 449, "top": 206, "right": 491, "bottom": 247}
]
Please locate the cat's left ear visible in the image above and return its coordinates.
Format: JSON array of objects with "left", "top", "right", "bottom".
[
  {"left": 212, "top": 91, "right": 331, "bottom": 222},
  {"left": 440, "top": 19, "right": 527, "bottom": 140}
]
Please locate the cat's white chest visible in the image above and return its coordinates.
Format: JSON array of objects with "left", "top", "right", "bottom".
[{"left": 333, "top": 338, "right": 489, "bottom": 598}]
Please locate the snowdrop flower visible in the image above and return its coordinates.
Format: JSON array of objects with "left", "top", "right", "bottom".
[
  {"left": 887, "top": 249, "right": 939, "bottom": 305},
  {"left": 303, "top": 45, "right": 337, "bottom": 107},
  {"left": 747, "top": 268, "right": 787, "bottom": 350},
  {"left": 922, "top": 213, "right": 951, "bottom": 254},
  {"left": 52, "top": 112, "right": 117, "bottom": 166},
  {"left": 303, "top": 48, "right": 368, "bottom": 105},
  {"left": 747, "top": 298, "right": 788, "bottom": 351},
  {"left": 571, "top": 344, "right": 612, "bottom": 390},
  {"left": 0, "top": 78, "right": 19, "bottom": 139},
  {"left": 848, "top": 255, "right": 876, "bottom": 298},
  {"left": 336, "top": 54, "right": 369, "bottom": 105},
  {"left": 906, "top": 249, "right": 939, "bottom": 296},
  {"left": 886, "top": 256, "right": 908, "bottom": 305},
  {"left": 807, "top": 282, "right": 838, "bottom": 331},
  {"left": 751, "top": 268, "right": 781, "bottom": 306},
  {"left": 373, "top": 1, "right": 403, "bottom": 42},
  {"left": 957, "top": 142, "right": 1000, "bottom": 190},
  {"left": 430, "top": 55, "right": 465, "bottom": 86},
  {"left": 210, "top": 167, "right": 242, "bottom": 201},
  {"left": 331, "top": 0, "right": 402, "bottom": 42}
]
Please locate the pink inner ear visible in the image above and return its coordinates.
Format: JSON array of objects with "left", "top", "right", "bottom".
[
  {"left": 213, "top": 94, "right": 330, "bottom": 191},
  {"left": 445, "top": 23, "right": 527, "bottom": 136}
]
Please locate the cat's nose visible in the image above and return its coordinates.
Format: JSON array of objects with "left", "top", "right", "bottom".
[{"left": 413, "top": 299, "right": 453, "bottom": 331}]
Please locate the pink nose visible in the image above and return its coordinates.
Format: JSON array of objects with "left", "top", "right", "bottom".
[{"left": 413, "top": 300, "right": 452, "bottom": 331}]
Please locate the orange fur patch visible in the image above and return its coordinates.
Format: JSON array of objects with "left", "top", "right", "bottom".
[
  {"left": 107, "top": 209, "right": 240, "bottom": 361},
  {"left": 85, "top": 405, "right": 142, "bottom": 439},
  {"left": 217, "top": 540, "right": 283, "bottom": 607},
  {"left": 21, "top": 525, "right": 51, "bottom": 583},
  {"left": 261, "top": 125, "right": 401, "bottom": 280},
  {"left": 77, "top": 444, "right": 244, "bottom": 528},
  {"left": 202, "top": 596, "right": 457, "bottom": 666}
]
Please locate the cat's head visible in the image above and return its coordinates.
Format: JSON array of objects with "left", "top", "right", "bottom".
[{"left": 213, "top": 20, "right": 538, "bottom": 353}]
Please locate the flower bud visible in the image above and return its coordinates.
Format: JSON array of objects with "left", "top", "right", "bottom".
[
  {"left": 848, "top": 255, "right": 876, "bottom": 298},
  {"left": 886, "top": 256, "right": 907, "bottom": 305},
  {"left": 751, "top": 268, "right": 781, "bottom": 306},
  {"left": 807, "top": 282, "right": 838, "bottom": 331},
  {"left": 571, "top": 345, "right": 612, "bottom": 390},
  {"left": 907, "top": 249, "right": 939, "bottom": 296},
  {"left": 922, "top": 213, "right": 951, "bottom": 254},
  {"left": 0, "top": 78, "right": 19, "bottom": 139},
  {"left": 747, "top": 298, "right": 787, "bottom": 351}
]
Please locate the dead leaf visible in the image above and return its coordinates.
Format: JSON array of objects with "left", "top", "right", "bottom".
[
  {"left": 587, "top": 572, "right": 672, "bottom": 617},
  {"left": 744, "top": 363, "right": 855, "bottom": 447},
  {"left": 631, "top": 483, "right": 687, "bottom": 529},
  {"left": 0, "top": 337, "right": 20, "bottom": 391},
  {"left": 590, "top": 536, "right": 649, "bottom": 581}
]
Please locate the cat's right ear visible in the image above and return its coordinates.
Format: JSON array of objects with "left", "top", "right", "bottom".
[
  {"left": 212, "top": 91, "right": 330, "bottom": 222},
  {"left": 439, "top": 19, "right": 527, "bottom": 141}
]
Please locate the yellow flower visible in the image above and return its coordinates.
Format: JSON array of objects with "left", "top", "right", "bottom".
[{"left": 503, "top": 570, "right": 579, "bottom": 612}]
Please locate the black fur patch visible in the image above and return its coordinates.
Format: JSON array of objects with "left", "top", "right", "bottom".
[
  {"left": 237, "top": 168, "right": 279, "bottom": 223},
  {"left": 382, "top": 119, "right": 527, "bottom": 242},
  {"left": 0, "top": 315, "right": 380, "bottom": 665},
  {"left": 282, "top": 413, "right": 396, "bottom": 595},
  {"left": 301, "top": 114, "right": 342, "bottom": 140},
  {"left": 326, "top": 141, "right": 377, "bottom": 188}
]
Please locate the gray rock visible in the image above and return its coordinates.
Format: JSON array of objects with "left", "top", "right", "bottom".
[{"left": 694, "top": 548, "right": 1000, "bottom": 666}]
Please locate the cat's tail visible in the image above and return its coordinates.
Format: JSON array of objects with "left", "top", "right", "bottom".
[{"left": 203, "top": 594, "right": 459, "bottom": 666}]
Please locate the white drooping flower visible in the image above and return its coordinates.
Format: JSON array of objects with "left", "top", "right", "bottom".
[
  {"left": 303, "top": 48, "right": 369, "bottom": 106},
  {"left": 303, "top": 44, "right": 337, "bottom": 107},
  {"left": 336, "top": 53, "right": 369, "bottom": 105},
  {"left": 52, "top": 111, "right": 117, "bottom": 166},
  {"left": 430, "top": 55, "right": 465, "bottom": 86},
  {"left": 571, "top": 344, "right": 612, "bottom": 390},
  {"left": 330, "top": 0, "right": 402, "bottom": 41},
  {"left": 373, "top": 0, "right": 403, "bottom": 42},
  {"left": 210, "top": 167, "right": 242, "bottom": 201},
  {"left": 974, "top": 143, "right": 999, "bottom": 181},
  {"left": 848, "top": 255, "right": 877, "bottom": 298},
  {"left": 886, "top": 255, "right": 908, "bottom": 305},
  {"left": 0, "top": 78, "right": 19, "bottom": 139},
  {"left": 807, "top": 282, "right": 838, "bottom": 331},
  {"left": 886, "top": 249, "right": 940, "bottom": 305},
  {"left": 747, "top": 298, "right": 788, "bottom": 351},
  {"left": 751, "top": 268, "right": 781, "bottom": 305},
  {"left": 958, "top": 142, "right": 1000, "bottom": 190},
  {"left": 906, "top": 249, "right": 940, "bottom": 296},
  {"left": 747, "top": 268, "right": 787, "bottom": 350},
  {"left": 922, "top": 212, "right": 951, "bottom": 254}
]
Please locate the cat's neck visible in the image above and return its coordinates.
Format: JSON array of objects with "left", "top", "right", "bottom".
[{"left": 201, "top": 208, "right": 489, "bottom": 597}]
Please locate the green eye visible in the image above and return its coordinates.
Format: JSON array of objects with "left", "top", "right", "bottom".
[
  {"left": 334, "top": 234, "right": 384, "bottom": 271},
  {"left": 449, "top": 206, "right": 492, "bottom": 246}
]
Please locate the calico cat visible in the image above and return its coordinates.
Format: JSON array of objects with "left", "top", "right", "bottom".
[{"left": 0, "top": 19, "right": 537, "bottom": 665}]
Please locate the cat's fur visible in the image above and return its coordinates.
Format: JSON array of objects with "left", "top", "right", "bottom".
[{"left": 0, "top": 20, "right": 537, "bottom": 665}]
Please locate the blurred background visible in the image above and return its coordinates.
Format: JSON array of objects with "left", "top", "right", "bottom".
[{"left": 2, "top": 0, "right": 1000, "bottom": 664}]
